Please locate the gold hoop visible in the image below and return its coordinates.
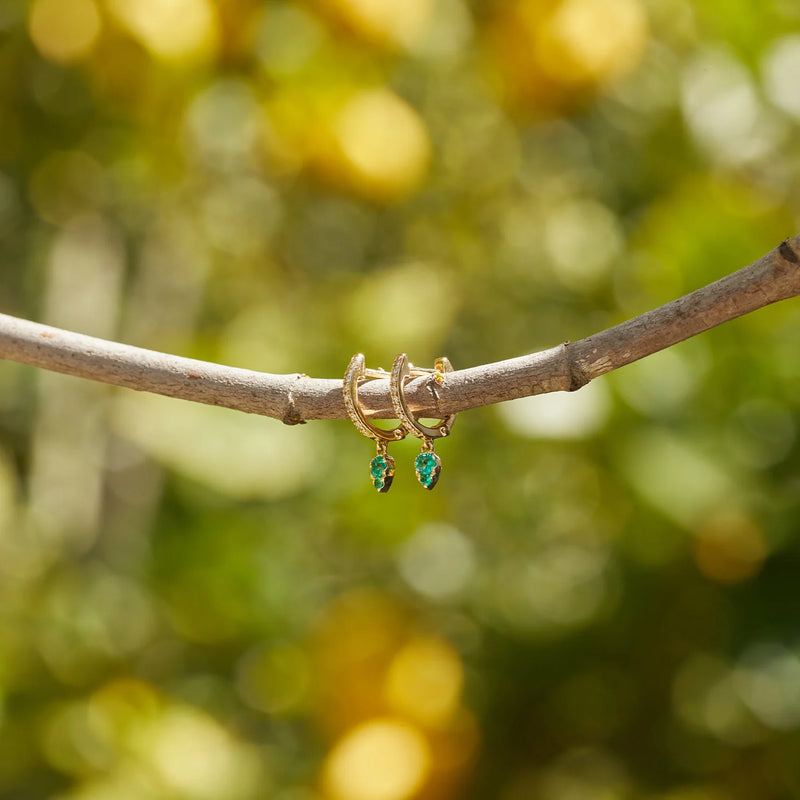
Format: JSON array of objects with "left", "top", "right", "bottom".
[
  {"left": 389, "top": 353, "right": 456, "bottom": 440},
  {"left": 343, "top": 353, "right": 407, "bottom": 442}
]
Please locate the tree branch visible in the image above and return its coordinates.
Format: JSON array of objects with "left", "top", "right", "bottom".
[{"left": 1, "top": 235, "right": 799, "bottom": 423}]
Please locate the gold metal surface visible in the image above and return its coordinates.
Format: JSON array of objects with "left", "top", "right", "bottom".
[
  {"left": 343, "top": 353, "right": 407, "bottom": 442},
  {"left": 389, "top": 353, "right": 456, "bottom": 440}
]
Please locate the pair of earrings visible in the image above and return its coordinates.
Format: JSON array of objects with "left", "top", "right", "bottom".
[{"left": 343, "top": 353, "right": 456, "bottom": 492}]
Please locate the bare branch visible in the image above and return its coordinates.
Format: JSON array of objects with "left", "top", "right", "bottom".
[{"left": 1, "top": 235, "right": 799, "bottom": 423}]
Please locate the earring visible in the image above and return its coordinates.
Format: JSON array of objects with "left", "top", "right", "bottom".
[
  {"left": 343, "top": 353, "right": 408, "bottom": 493},
  {"left": 390, "top": 353, "right": 456, "bottom": 490}
]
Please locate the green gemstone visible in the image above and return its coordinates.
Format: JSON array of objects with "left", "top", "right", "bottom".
[
  {"left": 414, "top": 452, "right": 440, "bottom": 489},
  {"left": 415, "top": 454, "right": 435, "bottom": 471},
  {"left": 374, "top": 477, "right": 384, "bottom": 489},
  {"left": 370, "top": 456, "right": 387, "bottom": 477}
]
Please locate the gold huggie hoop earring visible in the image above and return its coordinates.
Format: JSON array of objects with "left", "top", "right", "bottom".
[
  {"left": 390, "top": 353, "right": 456, "bottom": 490},
  {"left": 343, "top": 353, "right": 419, "bottom": 493}
]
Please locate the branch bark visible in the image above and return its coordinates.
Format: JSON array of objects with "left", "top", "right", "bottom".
[{"left": 1, "top": 235, "right": 799, "bottom": 423}]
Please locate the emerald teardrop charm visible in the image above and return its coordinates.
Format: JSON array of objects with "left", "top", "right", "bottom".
[
  {"left": 414, "top": 449, "right": 441, "bottom": 490},
  {"left": 370, "top": 453, "right": 395, "bottom": 493}
]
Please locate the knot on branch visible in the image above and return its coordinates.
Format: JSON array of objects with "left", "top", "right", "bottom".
[
  {"left": 281, "top": 373, "right": 308, "bottom": 426},
  {"left": 779, "top": 239, "right": 800, "bottom": 266},
  {"left": 563, "top": 341, "right": 591, "bottom": 392}
]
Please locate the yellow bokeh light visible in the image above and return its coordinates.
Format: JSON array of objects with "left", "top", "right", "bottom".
[
  {"left": 89, "top": 678, "right": 160, "bottom": 740},
  {"left": 486, "top": 0, "right": 648, "bottom": 110},
  {"left": 29, "top": 0, "right": 102, "bottom": 64},
  {"left": 384, "top": 637, "right": 463, "bottom": 729},
  {"left": 107, "top": 0, "right": 218, "bottom": 63},
  {"left": 265, "top": 87, "right": 431, "bottom": 201},
  {"left": 136, "top": 706, "right": 263, "bottom": 800},
  {"left": 538, "top": 0, "right": 648, "bottom": 84},
  {"left": 313, "top": 589, "right": 412, "bottom": 736},
  {"left": 328, "top": 89, "right": 431, "bottom": 202},
  {"left": 321, "top": 718, "right": 431, "bottom": 800},
  {"left": 692, "top": 510, "right": 766, "bottom": 584},
  {"left": 313, "top": 0, "right": 433, "bottom": 51}
]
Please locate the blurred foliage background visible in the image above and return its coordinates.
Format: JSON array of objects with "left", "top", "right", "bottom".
[{"left": 2, "top": 0, "right": 800, "bottom": 798}]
